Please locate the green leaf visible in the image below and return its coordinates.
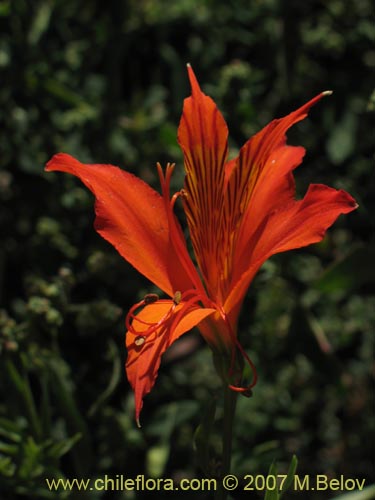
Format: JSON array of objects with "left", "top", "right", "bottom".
[
  {"left": 28, "top": 1, "right": 53, "bottom": 45},
  {"left": 46, "top": 433, "right": 82, "bottom": 459},
  {"left": 44, "top": 79, "right": 87, "bottom": 107},
  {"left": 5, "top": 359, "right": 42, "bottom": 440},
  {"left": 264, "top": 462, "right": 279, "bottom": 500},
  {"left": 0, "top": 417, "right": 24, "bottom": 443},
  {"left": 0, "top": 441, "right": 19, "bottom": 455},
  {"left": 279, "top": 455, "right": 298, "bottom": 499},
  {"left": 46, "top": 356, "right": 92, "bottom": 475},
  {"left": 0, "top": 456, "right": 15, "bottom": 477},
  {"left": 18, "top": 436, "right": 44, "bottom": 479}
]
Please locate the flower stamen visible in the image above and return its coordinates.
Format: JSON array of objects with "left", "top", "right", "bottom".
[
  {"left": 144, "top": 293, "right": 159, "bottom": 304},
  {"left": 134, "top": 336, "right": 146, "bottom": 346},
  {"left": 126, "top": 289, "right": 209, "bottom": 347},
  {"left": 218, "top": 307, "right": 258, "bottom": 394},
  {"left": 173, "top": 290, "right": 182, "bottom": 305},
  {"left": 156, "top": 163, "right": 207, "bottom": 297}
]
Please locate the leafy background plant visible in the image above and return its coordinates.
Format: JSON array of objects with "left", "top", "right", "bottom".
[{"left": 0, "top": 0, "right": 373, "bottom": 499}]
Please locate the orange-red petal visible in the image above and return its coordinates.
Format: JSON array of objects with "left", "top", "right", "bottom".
[
  {"left": 223, "top": 92, "right": 359, "bottom": 314},
  {"left": 178, "top": 65, "right": 229, "bottom": 298},
  {"left": 226, "top": 93, "right": 329, "bottom": 262},
  {"left": 125, "top": 300, "right": 215, "bottom": 425},
  {"left": 46, "top": 153, "right": 194, "bottom": 296},
  {"left": 225, "top": 184, "right": 357, "bottom": 316},
  {"left": 252, "top": 184, "right": 358, "bottom": 257}
]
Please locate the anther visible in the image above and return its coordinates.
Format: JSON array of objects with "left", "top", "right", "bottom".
[
  {"left": 242, "top": 389, "right": 253, "bottom": 398},
  {"left": 173, "top": 291, "right": 182, "bottom": 305},
  {"left": 144, "top": 293, "right": 159, "bottom": 305},
  {"left": 134, "top": 336, "right": 146, "bottom": 347}
]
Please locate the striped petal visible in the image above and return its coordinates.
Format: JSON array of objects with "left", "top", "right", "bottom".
[
  {"left": 46, "top": 153, "right": 194, "bottom": 296},
  {"left": 178, "top": 65, "right": 229, "bottom": 300},
  {"left": 226, "top": 92, "right": 331, "bottom": 282},
  {"left": 223, "top": 92, "right": 352, "bottom": 306}
]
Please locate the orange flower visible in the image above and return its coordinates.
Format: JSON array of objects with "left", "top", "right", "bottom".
[{"left": 46, "top": 65, "right": 357, "bottom": 426}]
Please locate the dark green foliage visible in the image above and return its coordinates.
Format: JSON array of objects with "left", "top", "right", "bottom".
[{"left": 0, "top": 0, "right": 373, "bottom": 499}]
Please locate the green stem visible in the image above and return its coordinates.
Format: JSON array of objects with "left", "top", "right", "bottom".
[
  {"left": 5, "top": 359, "right": 42, "bottom": 440},
  {"left": 215, "top": 385, "right": 238, "bottom": 500},
  {"left": 222, "top": 385, "right": 238, "bottom": 474}
]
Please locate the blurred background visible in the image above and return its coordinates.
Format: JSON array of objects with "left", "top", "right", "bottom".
[{"left": 0, "top": 0, "right": 374, "bottom": 499}]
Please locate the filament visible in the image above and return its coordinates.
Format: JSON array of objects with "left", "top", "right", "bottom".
[
  {"left": 218, "top": 306, "right": 258, "bottom": 394},
  {"left": 126, "top": 289, "right": 210, "bottom": 346},
  {"left": 156, "top": 163, "right": 207, "bottom": 297}
]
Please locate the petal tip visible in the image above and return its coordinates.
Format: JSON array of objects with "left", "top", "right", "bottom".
[
  {"left": 45, "top": 154, "right": 60, "bottom": 172},
  {"left": 186, "top": 64, "right": 201, "bottom": 95},
  {"left": 45, "top": 152, "right": 74, "bottom": 172},
  {"left": 339, "top": 189, "right": 358, "bottom": 211}
]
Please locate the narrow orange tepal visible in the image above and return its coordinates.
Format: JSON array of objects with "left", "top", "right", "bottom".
[
  {"left": 186, "top": 62, "right": 202, "bottom": 95},
  {"left": 45, "top": 65, "right": 357, "bottom": 424}
]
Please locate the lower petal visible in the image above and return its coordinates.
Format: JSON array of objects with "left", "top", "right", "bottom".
[{"left": 125, "top": 300, "right": 215, "bottom": 426}]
